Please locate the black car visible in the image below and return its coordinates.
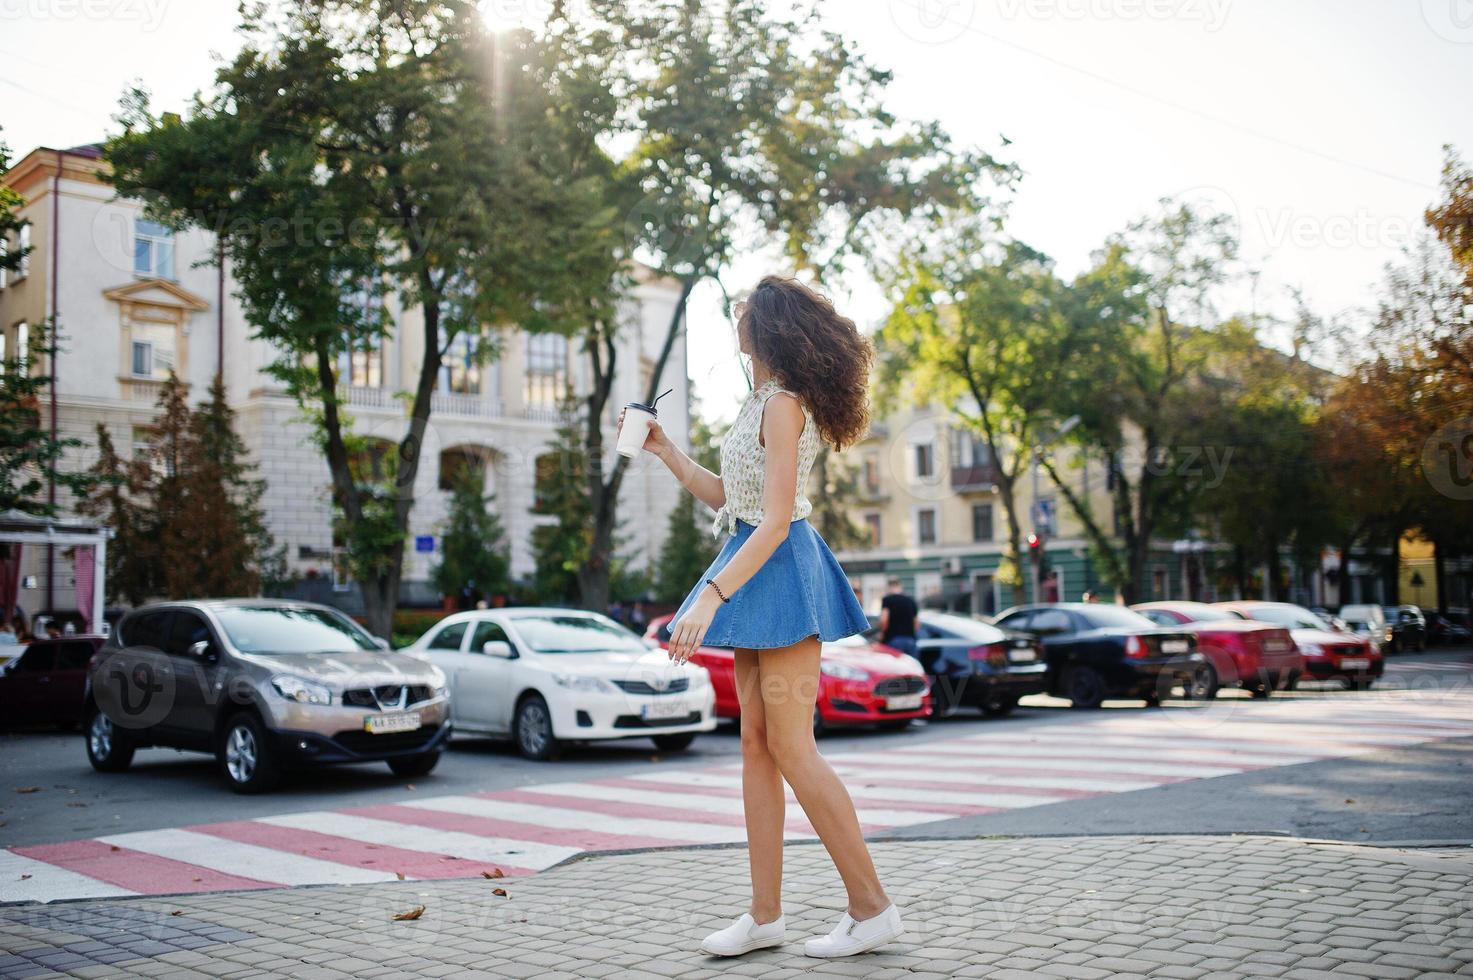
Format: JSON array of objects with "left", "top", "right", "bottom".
[
  {"left": 868, "top": 611, "right": 1046, "bottom": 718},
  {"left": 1427, "top": 612, "right": 1472, "bottom": 646},
  {"left": 1382, "top": 605, "right": 1428, "bottom": 653},
  {"left": 992, "top": 603, "right": 1199, "bottom": 709}
]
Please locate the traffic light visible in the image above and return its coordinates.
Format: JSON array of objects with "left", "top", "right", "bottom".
[{"left": 1027, "top": 533, "right": 1040, "bottom": 552}]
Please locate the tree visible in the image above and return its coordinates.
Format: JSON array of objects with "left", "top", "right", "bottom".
[
  {"left": 0, "top": 321, "right": 92, "bottom": 516},
  {"left": 560, "top": 0, "right": 1002, "bottom": 612},
  {"left": 653, "top": 403, "right": 723, "bottom": 603},
  {"left": 878, "top": 229, "right": 1092, "bottom": 598},
  {"left": 432, "top": 469, "right": 511, "bottom": 605},
  {"left": 78, "top": 375, "right": 280, "bottom": 602},
  {"left": 105, "top": 2, "right": 596, "bottom": 638},
  {"left": 530, "top": 395, "right": 595, "bottom": 605},
  {"left": 809, "top": 446, "right": 870, "bottom": 553}
]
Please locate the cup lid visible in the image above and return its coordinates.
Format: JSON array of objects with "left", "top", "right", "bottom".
[{"left": 628, "top": 387, "right": 674, "bottom": 417}]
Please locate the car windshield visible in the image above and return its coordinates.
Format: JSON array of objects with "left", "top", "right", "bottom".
[
  {"left": 214, "top": 606, "right": 380, "bottom": 654},
  {"left": 1239, "top": 605, "right": 1331, "bottom": 630},
  {"left": 513, "top": 615, "right": 649, "bottom": 654},
  {"left": 1148, "top": 602, "right": 1221, "bottom": 623},
  {"left": 922, "top": 612, "right": 1006, "bottom": 642},
  {"left": 1077, "top": 606, "right": 1159, "bottom": 630}
]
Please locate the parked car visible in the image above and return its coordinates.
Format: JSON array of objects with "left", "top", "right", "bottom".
[
  {"left": 404, "top": 608, "right": 715, "bottom": 759},
  {"left": 1132, "top": 601, "right": 1302, "bottom": 698},
  {"left": 1428, "top": 612, "right": 1473, "bottom": 646},
  {"left": 85, "top": 600, "right": 451, "bottom": 793},
  {"left": 992, "top": 603, "right": 1197, "bottom": 709},
  {"left": 644, "top": 614, "right": 931, "bottom": 732},
  {"left": 1382, "top": 604, "right": 1427, "bottom": 653},
  {"left": 1338, "top": 604, "right": 1392, "bottom": 653},
  {"left": 865, "top": 611, "right": 1046, "bottom": 718},
  {"left": 1215, "top": 601, "right": 1383, "bottom": 689},
  {"left": 0, "top": 635, "right": 106, "bottom": 729}
]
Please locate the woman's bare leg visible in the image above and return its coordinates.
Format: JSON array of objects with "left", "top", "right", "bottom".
[
  {"left": 734, "top": 649, "right": 784, "bottom": 923},
  {"left": 758, "top": 636, "right": 890, "bottom": 919}
]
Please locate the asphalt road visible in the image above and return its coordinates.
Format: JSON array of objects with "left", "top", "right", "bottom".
[{"left": 2, "top": 649, "right": 1470, "bottom": 851}]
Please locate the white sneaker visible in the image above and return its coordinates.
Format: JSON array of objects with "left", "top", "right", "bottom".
[
  {"left": 700, "top": 911, "right": 786, "bottom": 956},
  {"left": 803, "top": 903, "right": 904, "bottom": 957}
]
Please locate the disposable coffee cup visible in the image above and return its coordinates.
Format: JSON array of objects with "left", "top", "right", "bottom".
[
  {"left": 616, "top": 403, "right": 657, "bottom": 458},
  {"left": 616, "top": 388, "right": 672, "bottom": 459}
]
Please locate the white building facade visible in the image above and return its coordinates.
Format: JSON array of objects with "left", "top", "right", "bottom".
[{"left": 0, "top": 145, "right": 692, "bottom": 614}]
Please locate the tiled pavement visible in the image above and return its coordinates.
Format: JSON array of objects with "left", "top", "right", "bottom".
[
  {"left": 2, "top": 834, "right": 1472, "bottom": 978},
  {"left": 7, "top": 689, "right": 1473, "bottom": 904}
]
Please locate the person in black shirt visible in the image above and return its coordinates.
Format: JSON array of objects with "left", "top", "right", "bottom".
[{"left": 879, "top": 578, "right": 918, "bottom": 657}]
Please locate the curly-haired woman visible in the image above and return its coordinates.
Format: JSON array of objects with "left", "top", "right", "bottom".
[{"left": 618, "top": 275, "right": 903, "bottom": 958}]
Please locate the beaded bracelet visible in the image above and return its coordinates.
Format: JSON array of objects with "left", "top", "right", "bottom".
[{"left": 705, "top": 578, "right": 730, "bottom": 603}]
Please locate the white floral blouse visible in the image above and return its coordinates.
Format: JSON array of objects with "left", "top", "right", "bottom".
[{"left": 710, "top": 377, "right": 822, "bottom": 538}]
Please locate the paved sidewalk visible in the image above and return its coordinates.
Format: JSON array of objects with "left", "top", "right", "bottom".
[{"left": 2, "top": 834, "right": 1471, "bottom": 979}]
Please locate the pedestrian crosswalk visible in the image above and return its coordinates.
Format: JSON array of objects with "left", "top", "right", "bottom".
[{"left": 5, "top": 691, "right": 1472, "bottom": 903}]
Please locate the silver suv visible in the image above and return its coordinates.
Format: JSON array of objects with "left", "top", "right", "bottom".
[{"left": 85, "top": 600, "right": 450, "bottom": 793}]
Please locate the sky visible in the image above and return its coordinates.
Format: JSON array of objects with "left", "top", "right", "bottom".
[{"left": 2, "top": 0, "right": 1468, "bottom": 424}]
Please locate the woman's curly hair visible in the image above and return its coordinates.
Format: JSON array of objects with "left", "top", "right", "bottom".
[{"left": 737, "top": 275, "right": 875, "bottom": 451}]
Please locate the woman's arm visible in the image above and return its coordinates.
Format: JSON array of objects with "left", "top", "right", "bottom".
[
  {"left": 618, "top": 407, "right": 725, "bottom": 513},
  {"left": 667, "top": 392, "right": 804, "bottom": 662}
]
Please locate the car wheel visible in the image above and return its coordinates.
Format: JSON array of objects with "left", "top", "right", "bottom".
[
  {"left": 1284, "top": 671, "right": 1300, "bottom": 691},
  {"left": 1183, "top": 662, "right": 1220, "bottom": 701},
  {"left": 1351, "top": 676, "right": 1376, "bottom": 692},
  {"left": 85, "top": 708, "right": 134, "bottom": 773},
  {"left": 219, "top": 712, "right": 280, "bottom": 794},
  {"left": 812, "top": 706, "right": 828, "bottom": 736},
  {"left": 1250, "top": 683, "right": 1272, "bottom": 699},
  {"left": 514, "top": 694, "right": 560, "bottom": 761},
  {"left": 388, "top": 750, "right": 441, "bottom": 777},
  {"left": 1063, "top": 665, "right": 1105, "bottom": 710},
  {"left": 929, "top": 679, "right": 962, "bottom": 719},
  {"left": 652, "top": 732, "right": 697, "bottom": 751},
  {"left": 981, "top": 695, "right": 1018, "bottom": 718}
]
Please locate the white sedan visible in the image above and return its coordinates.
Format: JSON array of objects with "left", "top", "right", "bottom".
[{"left": 399, "top": 607, "right": 715, "bottom": 760}]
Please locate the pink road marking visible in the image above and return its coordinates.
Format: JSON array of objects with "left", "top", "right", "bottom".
[
  {"left": 706, "top": 760, "right": 1190, "bottom": 786},
  {"left": 593, "top": 775, "right": 1002, "bottom": 818},
  {"left": 190, "top": 819, "right": 525, "bottom": 880},
  {"left": 346, "top": 802, "right": 688, "bottom": 853},
  {"left": 12, "top": 839, "right": 274, "bottom": 895},
  {"left": 475, "top": 788, "right": 824, "bottom": 835}
]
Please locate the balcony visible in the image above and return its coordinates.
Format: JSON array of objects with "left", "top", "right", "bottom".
[
  {"left": 432, "top": 391, "right": 503, "bottom": 419},
  {"left": 951, "top": 462, "right": 1001, "bottom": 492},
  {"left": 339, "top": 385, "right": 393, "bottom": 411}
]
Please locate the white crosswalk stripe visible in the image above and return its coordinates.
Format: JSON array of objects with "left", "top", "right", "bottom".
[{"left": 8, "top": 691, "right": 1473, "bottom": 902}]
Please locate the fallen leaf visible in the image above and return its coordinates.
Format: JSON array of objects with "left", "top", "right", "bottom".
[
  {"left": 18, "top": 874, "right": 31, "bottom": 881},
  {"left": 647, "top": 756, "right": 660, "bottom": 763},
  {"left": 110, "top": 846, "right": 121, "bottom": 852},
  {"left": 481, "top": 869, "right": 504, "bottom": 880},
  {"left": 192, "top": 878, "right": 202, "bottom": 882},
  {"left": 393, "top": 906, "right": 426, "bottom": 921},
  {"left": 404, "top": 784, "right": 416, "bottom": 791},
  {"left": 491, "top": 888, "right": 508, "bottom": 898},
  {"left": 1345, "top": 798, "right": 1354, "bottom": 804},
  {"left": 170, "top": 911, "right": 183, "bottom": 917},
  {"left": 395, "top": 873, "right": 406, "bottom": 881},
  {"left": 66, "top": 802, "right": 88, "bottom": 808},
  {"left": 15, "top": 787, "right": 40, "bottom": 794}
]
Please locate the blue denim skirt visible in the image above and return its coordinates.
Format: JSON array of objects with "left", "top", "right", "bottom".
[{"left": 670, "top": 517, "right": 871, "bottom": 649}]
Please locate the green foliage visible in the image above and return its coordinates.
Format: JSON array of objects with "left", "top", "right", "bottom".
[
  {"left": 432, "top": 470, "right": 511, "bottom": 602},
  {"left": 78, "top": 375, "right": 280, "bottom": 602},
  {"left": 0, "top": 321, "right": 93, "bottom": 516},
  {"left": 530, "top": 395, "right": 595, "bottom": 605}
]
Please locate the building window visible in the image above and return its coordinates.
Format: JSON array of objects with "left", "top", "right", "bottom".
[
  {"left": 133, "top": 220, "right": 175, "bottom": 280},
  {"left": 0, "top": 237, "right": 8, "bottom": 289},
  {"left": 524, "top": 331, "right": 568, "bottom": 409},
  {"left": 863, "top": 512, "right": 882, "bottom": 547},
  {"left": 14, "top": 321, "right": 29, "bottom": 371},
  {"left": 1151, "top": 567, "right": 1168, "bottom": 599},
  {"left": 14, "top": 224, "right": 30, "bottom": 281},
  {"left": 440, "top": 329, "right": 482, "bottom": 395},
  {"left": 128, "top": 321, "right": 175, "bottom": 380},
  {"left": 950, "top": 428, "right": 989, "bottom": 468},
  {"left": 971, "top": 503, "right": 993, "bottom": 543},
  {"left": 863, "top": 454, "right": 881, "bottom": 493},
  {"left": 916, "top": 508, "right": 937, "bottom": 546},
  {"left": 913, "top": 442, "right": 934, "bottom": 480}
]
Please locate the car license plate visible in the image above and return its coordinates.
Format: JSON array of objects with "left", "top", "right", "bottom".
[
  {"left": 1161, "top": 640, "right": 1189, "bottom": 654},
  {"left": 1264, "top": 640, "right": 1288, "bottom": 652},
  {"left": 364, "top": 711, "right": 421, "bottom": 735},
  {"left": 886, "top": 693, "right": 924, "bottom": 711},
  {"left": 1008, "top": 648, "right": 1038, "bottom": 663},
  {"left": 1341, "top": 658, "right": 1370, "bottom": 670},
  {"left": 641, "top": 700, "right": 691, "bottom": 721}
]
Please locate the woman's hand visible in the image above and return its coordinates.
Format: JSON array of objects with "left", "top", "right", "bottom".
[
  {"left": 617, "top": 406, "right": 671, "bottom": 456},
  {"left": 667, "top": 591, "right": 721, "bottom": 665}
]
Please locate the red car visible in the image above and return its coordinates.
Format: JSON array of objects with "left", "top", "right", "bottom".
[
  {"left": 645, "top": 614, "right": 931, "bottom": 731},
  {"left": 1215, "top": 601, "right": 1383, "bottom": 690},
  {"left": 1133, "top": 601, "right": 1303, "bottom": 699},
  {"left": 0, "top": 635, "right": 107, "bottom": 729}
]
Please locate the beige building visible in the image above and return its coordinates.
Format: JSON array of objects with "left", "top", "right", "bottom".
[{"left": 0, "top": 145, "right": 691, "bottom": 617}]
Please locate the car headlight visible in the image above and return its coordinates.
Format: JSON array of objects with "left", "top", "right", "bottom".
[
  {"left": 819, "top": 661, "right": 870, "bottom": 682},
  {"left": 553, "top": 673, "right": 609, "bottom": 692},
  {"left": 685, "top": 667, "right": 711, "bottom": 687},
  {"left": 1299, "top": 642, "right": 1323, "bottom": 656},
  {"left": 272, "top": 675, "right": 332, "bottom": 705}
]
